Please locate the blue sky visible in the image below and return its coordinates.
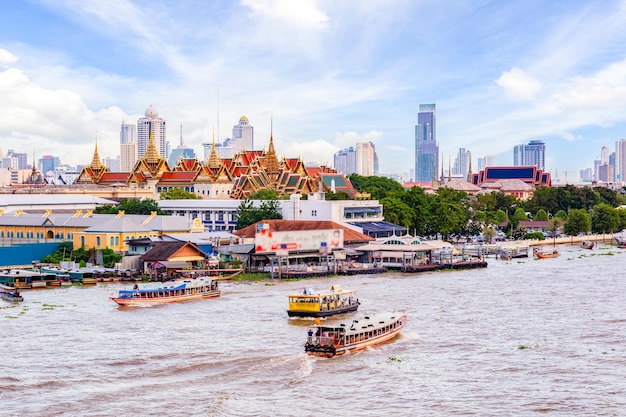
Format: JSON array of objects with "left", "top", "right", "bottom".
[{"left": 2, "top": 0, "right": 626, "bottom": 182}]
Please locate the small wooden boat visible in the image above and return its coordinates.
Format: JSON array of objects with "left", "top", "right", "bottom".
[
  {"left": 287, "top": 284, "right": 359, "bottom": 318},
  {"left": 533, "top": 247, "right": 560, "bottom": 259},
  {"left": 110, "top": 276, "right": 220, "bottom": 306},
  {"left": 304, "top": 311, "right": 407, "bottom": 358},
  {"left": 580, "top": 241, "right": 594, "bottom": 250},
  {"left": 0, "top": 284, "right": 23, "bottom": 302}
]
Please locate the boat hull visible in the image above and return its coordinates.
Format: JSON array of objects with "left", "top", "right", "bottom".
[
  {"left": 287, "top": 304, "right": 359, "bottom": 318},
  {"left": 110, "top": 290, "right": 220, "bottom": 306}
]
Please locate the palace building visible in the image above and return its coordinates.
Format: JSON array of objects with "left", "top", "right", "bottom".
[{"left": 75, "top": 127, "right": 354, "bottom": 200}]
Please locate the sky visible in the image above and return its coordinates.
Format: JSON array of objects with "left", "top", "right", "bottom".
[{"left": 2, "top": 0, "right": 626, "bottom": 182}]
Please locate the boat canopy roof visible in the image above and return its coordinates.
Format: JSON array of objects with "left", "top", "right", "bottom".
[
  {"left": 308, "top": 312, "right": 405, "bottom": 336},
  {"left": 289, "top": 284, "right": 355, "bottom": 297}
]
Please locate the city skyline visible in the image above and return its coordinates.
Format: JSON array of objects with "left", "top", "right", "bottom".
[{"left": 2, "top": 1, "right": 626, "bottom": 179}]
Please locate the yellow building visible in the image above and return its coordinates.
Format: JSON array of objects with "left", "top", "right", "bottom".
[{"left": 0, "top": 210, "right": 195, "bottom": 253}]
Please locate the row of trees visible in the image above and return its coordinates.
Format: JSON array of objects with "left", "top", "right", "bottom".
[{"left": 347, "top": 174, "right": 626, "bottom": 239}]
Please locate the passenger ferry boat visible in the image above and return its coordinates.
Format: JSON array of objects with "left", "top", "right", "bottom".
[
  {"left": 110, "top": 277, "right": 220, "bottom": 306},
  {"left": 304, "top": 311, "right": 407, "bottom": 358},
  {"left": 0, "top": 283, "right": 23, "bottom": 302},
  {"left": 287, "top": 284, "right": 359, "bottom": 317}
]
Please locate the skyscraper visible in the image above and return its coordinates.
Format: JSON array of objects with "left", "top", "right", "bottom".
[
  {"left": 615, "top": 139, "right": 626, "bottom": 183},
  {"left": 333, "top": 146, "right": 357, "bottom": 175},
  {"left": 204, "top": 116, "right": 254, "bottom": 159},
  {"left": 120, "top": 121, "right": 137, "bottom": 172},
  {"left": 513, "top": 140, "right": 545, "bottom": 170},
  {"left": 477, "top": 155, "right": 495, "bottom": 170},
  {"left": 453, "top": 148, "right": 471, "bottom": 177},
  {"left": 137, "top": 105, "right": 166, "bottom": 159},
  {"left": 356, "top": 142, "right": 377, "bottom": 176},
  {"left": 415, "top": 103, "right": 438, "bottom": 182},
  {"left": 169, "top": 124, "right": 196, "bottom": 167}
]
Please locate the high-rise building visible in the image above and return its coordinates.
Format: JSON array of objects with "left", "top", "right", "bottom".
[
  {"left": 104, "top": 156, "right": 120, "bottom": 172},
  {"left": 120, "top": 122, "right": 136, "bottom": 144},
  {"left": 615, "top": 139, "right": 626, "bottom": 183},
  {"left": 477, "top": 155, "right": 495, "bottom": 170},
  {"left": 169, "top": 125, "right": 196, "bottom": 167},
  {"left": 137, "top": 105, "right": 166, "bottom": 158},
  {"left": 453, "top": 148, "right": 471, "bottom": 177},
  {"left": 333, "top": 146, "right": 357, "bottom": 175},
  {"left": 204, "top": 116, "right": 254, "bottom": 159},
  {"left": 38, "top": 155, "right": 60, "bottom": 175},
  {"left": 356, "top": 142, "right": 376, "bottom": 176},
  {"left": 513, "top": 140, "right": 545, "bottom": 170},
  {"left": 230, "top": 116, "right": 254, "bottom": 151},
  {"left": 415, "top": 103, "right": 438, "bottom": 182},
  {"left": 5, "top": 150, "right": 28, "bottom": 169},
  {"left": 120, "top": 122, "right": 137, "bottom": 172}
]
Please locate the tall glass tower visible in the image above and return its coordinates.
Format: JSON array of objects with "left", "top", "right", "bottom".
[{"left": 415, "top": 103, "right": 438, "bottom": 182}]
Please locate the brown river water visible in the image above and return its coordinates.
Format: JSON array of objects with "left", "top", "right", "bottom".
[{"left": 2, "top": 243, "right": 625, "bottom": 416}]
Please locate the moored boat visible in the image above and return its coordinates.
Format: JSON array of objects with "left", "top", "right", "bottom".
[
  {"left": 581, "top": 241, "right": 594, "bottom": 250},
  {"left": 287, "top": 284, "right": 359, "bottom": 318},
  {"left": 304, "top": 311, "right": 407, "bottom": 358},
  {"left": 533, "top": 247, "right": 560, "bottom": 259},
  {"left": 110, "top": 276, "right": 220, "bottom": 306},
  {"left": 69, "top": 269, "right": 97, "bottom": 285},
  {"left": 0, "top": 283, "right": 23, "bottom": 302}
]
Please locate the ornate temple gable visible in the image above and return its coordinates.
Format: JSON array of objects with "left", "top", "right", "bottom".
[
  {"left": 289, "top": 157, "right": 309, "bottom": 177},
  {"left": 172, "top": 157, "right": 202, "bottom": 172},
  {"left": 131, "top": 125, "right": 170, "bottom": 179},
  {"left": 127, "top": 171, "right": 147, "bottom": 186},
  {"left": 76, "top": 139, "right": 110, "bottom": 184}
]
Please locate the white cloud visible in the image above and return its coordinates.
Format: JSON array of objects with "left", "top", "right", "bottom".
[
  {"left": 496, "top": 67, "right": 542, "bottom": 101},
  {"left": 0, "top": 49, "right": 18, "bottom": 68},
  {"left": 241, "top": 0, "right": 329, "bottom": 29}
]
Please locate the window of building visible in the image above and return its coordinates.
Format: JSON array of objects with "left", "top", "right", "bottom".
[
  {"left": 312, "top": 210, "right": 317, "bottom": 217},
  {"left": 97, "top": 236, "right": 101, "bottom": 247},
  {"left": 81, "top": 236, "right": 85, "bottom": 246}
]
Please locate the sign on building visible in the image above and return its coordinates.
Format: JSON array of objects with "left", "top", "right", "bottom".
[{"left": 255, "top": 228, "right": 344, "bottom": 254}]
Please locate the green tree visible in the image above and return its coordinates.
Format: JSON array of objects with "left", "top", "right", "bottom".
[
  {"left": 246, "top": 189, "right": 281, "bottom": 200},
  {"left": 325, "top": 191, "right": 351, "bottom": 200},
  {"left": 380, "top": 196, "right": 414, "bottom": 228},
  {"left": 534, "top": 209, "right": 549, "bottom": 221},
  {"left": 591, "top": 203, "right": 620, "bottom": 233},
  {"left": 482, "top": 226, "right": 496, "bottom": 243},
  {"left": 235, "top": 199, "right": 283, "bottom": 229},
  {"left": 94, "top": 198, "right": 166, "bottom": 215},
  {"left": 160, "top": 188, "right": 202, "bottom": 200},
  {"left": 512, "top": 208, "right": 528, "bottom": 223},
  {"left": 496, "top": 209, "right": 507, "bottom": 224},
  {"left": 564, "top": 209, "right": 590, "bottom": 236},
  {"left": 102, "top": 248, "right": 122, "bottom": 267},
  {"left": 555, "top": 210, "right": 568, "bottom": 221},
  {"left": 348, "top": 174, "right": 403, "bottom": 200},
  {"left": 427, "top": 200, "right": 465, "bottom": 239}
]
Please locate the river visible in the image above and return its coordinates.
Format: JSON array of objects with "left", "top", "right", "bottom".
[{"left": 2, "top": 243, "right": 625, "bottom": 416}]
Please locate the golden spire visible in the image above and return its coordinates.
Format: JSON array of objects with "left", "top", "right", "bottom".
[
  {"left": 264, "top": 117, "right": 280, "bottom": 174},
  {"left": 90, "top": 137, "right": 104, "bottom": 169},
  {"left": 143, "top": 122, "right": 161, "bottom": 164},
  {"left": 207, "top": 127, "right": 222, "bottom": 169}
]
